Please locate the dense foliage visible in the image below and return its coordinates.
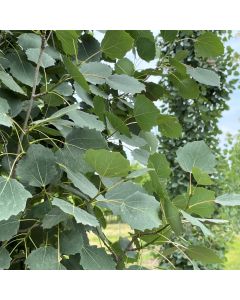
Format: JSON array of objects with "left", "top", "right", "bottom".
[{"left": 0, "top": 30, "right": 238, "bottom": 270}]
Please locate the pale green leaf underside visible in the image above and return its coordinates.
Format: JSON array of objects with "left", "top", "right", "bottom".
[
  {"left": 176, "top": 140, "right": 216, "bottom": 174},
  {"left": 104, "top": 182, "right": 161, "bottom": 230},
  {"left": 181, "top": 210, "right": 213, "bottom": 237},
  {"left": 80, "top": 245, "right": 116, "bottom": 270},
  {"left": 106, "top": 74, "right": 145, "bottom": 94},
  {"left": 0, "top": 71, "right": 26, "bottom": 95},
  {"left": 0, "top": 215, "right": 20, "bottom": 241},
  {"left": 68, "top": 110, "right": 105, "bottom": 132},
  {"left": 26, "top": 246, "right": 66, "bottom": 270},
  {"left": 0, "top": 248, "right": 11, "bottom": 270},
  {"left": 52, "top": 198, "right": 99, "bottom": 227},
  {"left": 215, "top": 194, "right": 240, "bottom": 206},
  {"left": 26, "top": 48, "right": 56, "bottom": 68},
  {"left": 80, "top": 62, "right": 112, "bottom": 84},
  {"left": 186, "top": 66, "right": 220, "bottom": 87},
  {"left": 0, "top": 98, "right": 12, "bottom": 127},
  {"left": 0, "top": 176, "right": 31, "bottom": 221}
]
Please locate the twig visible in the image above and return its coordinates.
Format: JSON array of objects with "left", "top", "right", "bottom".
[
  {"left": 86, "top": 203, "right": 119, "bottom": 262},
  {"left": 116, "top": 224, "right": 170, "bottom": 267},
  {"left": 16, "top": 31, "right": 47, "bottom": 156}
]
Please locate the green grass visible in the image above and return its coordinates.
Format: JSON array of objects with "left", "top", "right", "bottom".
[{"left": 224, "top": 235, "right": 240, "bottom": 270}]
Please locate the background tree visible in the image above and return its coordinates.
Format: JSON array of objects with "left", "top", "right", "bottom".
[
  {"left": 154, "top": 30, "right": 240, "bottom": 269},
  {"left": 157, "top": 30, "right": 239, "bottom": 195}
]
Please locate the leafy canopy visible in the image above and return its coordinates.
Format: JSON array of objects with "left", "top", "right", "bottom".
[{"left": 0, "top": 29, "right": 236, "bottom": 270}]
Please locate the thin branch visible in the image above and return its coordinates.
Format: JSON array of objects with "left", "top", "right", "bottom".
[
  {"left": 16, "top": 31, "right": 47, "bottom": 156},
  {"left": 86, "top": 203, "right": 119, "bottom": 262},
  {"left": 116, "top": 224, "right": 170, "bottom": 267}
]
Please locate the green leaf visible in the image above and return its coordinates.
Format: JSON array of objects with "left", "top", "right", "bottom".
[
  {"left": 42, "top": 207, "right": 69, "bottom": 229},
  {"left": 161, "top": 30, "right": 178, "bottom": 42},
  {"left": 65, "top": 168, "right": 102, "bottom": 200},
  {"left": 140, "top": 131, "right": 159, "bottom": 153},
  {"left": 188, "top": 187, "right": 215, "bottom": 218},
  {"left": 18, "top": 33, "right": 41, "bottom": 49},
  {"left": 163, "top": 198, "right": 183, "bottom": 236},
  {"left": 93, "top": 96, "right": 106, "bottom": 120},
  {"left": 158, "top": 114, "right": 182, "bottom": 138},
  {"left": 80, "top": 62, "right": 112, "bottom": 84},
  {"left": 0, "top": 98, "right": 12, "bottom": 127},
  {"left": 0, "top": 216, "right": 20, "bottom": 241},
  {"left": 31, "top": 201, "right": 52, "bottom": 220},
  {"left": 74, "top": 82, "right": 93, "bottom": 106},
  {"left": 0, "top": 71, "right": 26, "bottom": 95},
  {"left": 145, "top": 82, "right": 164, "bottom": 101},
  {"left": 85, "top": 149, "right": 130, "bottom": 177},
  {"left": 169, "top": 58, "right": 186, "bottom": 74},
  {"left": 181, "top": 210, "right": 213, "bottom": 237},
  {"left": 8, "top": 53, "right": 42, "bottom": 87},
  {"left": 60, "top": 224, "right": 87, "bottom": 255},
  {"left": 192, "top": 167, "right": 213, "bottom": 185},
  {"left": 66, "top": 127, "right": 108, "bottom": 150},
  {"left": 0, "top": 176, "right": 31, "bottom": 221},
  {"left": 42, "top": 93, "right": 64, "bottom": 107},
  {"left": 57, "top": 146, "right": 88, "bottom": 177},
  {"left": 169, "top": 73, "right": 199, "bottom": 99},
  {"left": 55, "top": 30, "right": 79, "bottom": 55},
  {"left": 80, "top": 245, "right": 116, "bottom": 270},
  {"left": 56, "top": 128, "right": 106, "bottom": 174},
  {"left": 173, "top": 194, "right": 188, "bottom": 210},
  {"left": 134, "top": 94, "right": 159, "bottom": 131},
  {"left": 52, "top": 198, "right": 99, "bottom": 227},
  {"left": 101, "top": 30, "right": 133, "bottom": 59},
  {"left": 26, "top": 246, "right": 66, "bottom": 270},
  {"left": 105, "top": 112, "right": 131, "bottom": 137},
  {"left": 136, "top": 36, "right": 156, "bottom": 62},
  {"left": 16, "top": 144, "right": 58, "bottom": 187},
  {"left": 148, "top": 153, "right": 171, "bottom": 179},
  {"left": 194, "top": 32, "right": 224, "bottom": 58},
  {"left": 176, "top": 141, "right": 216, "bottom": 173},
  {"left": 186, "top": 245, "right": 222, "bottom": 264},
  {"left": 33, "top": 103, "right": 79, "bottom": 126},
  {"left": 78, "top": 33, "right": 101, "bottom": 62},
  {"left": 0, "top": 248, "right": 11, "bottom": 270},
  {"left": 62, "top": 56, "right": 89, "bottom": 91},
  {"left": 85, "top": 149, "right": 130, "bottom": 178},
  {"left": 54, "top": 82, "right": 73, "bottom": 96},
  {"left": 132, "top": 148, "right": 150, "bottom": 166},
  {"left": 186, "top": 66, "right": 220, "bottom": 87},
  {"left": 67, "top": 110, "right": 105, "bottom": 132},
  {"left": 89, "top": 85, "right": 108, "bottom": 99},
  {"left": 26, "top": 48, "right": 55, "bottom": 68},
  {"left": 104, "top": 186, "right": 161, "bottom": 230},
  {"left": 215, "top": 194, "right": 240, "bottom": 206},
  {"left": 115, "top": 58, "right": 135, "bottom": 75},
  {"left": 127, "top": 168, "right": 154, "bottom": 179},
  {"left": 106, "top": 74, "right": 145, "bottom": 94}
]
